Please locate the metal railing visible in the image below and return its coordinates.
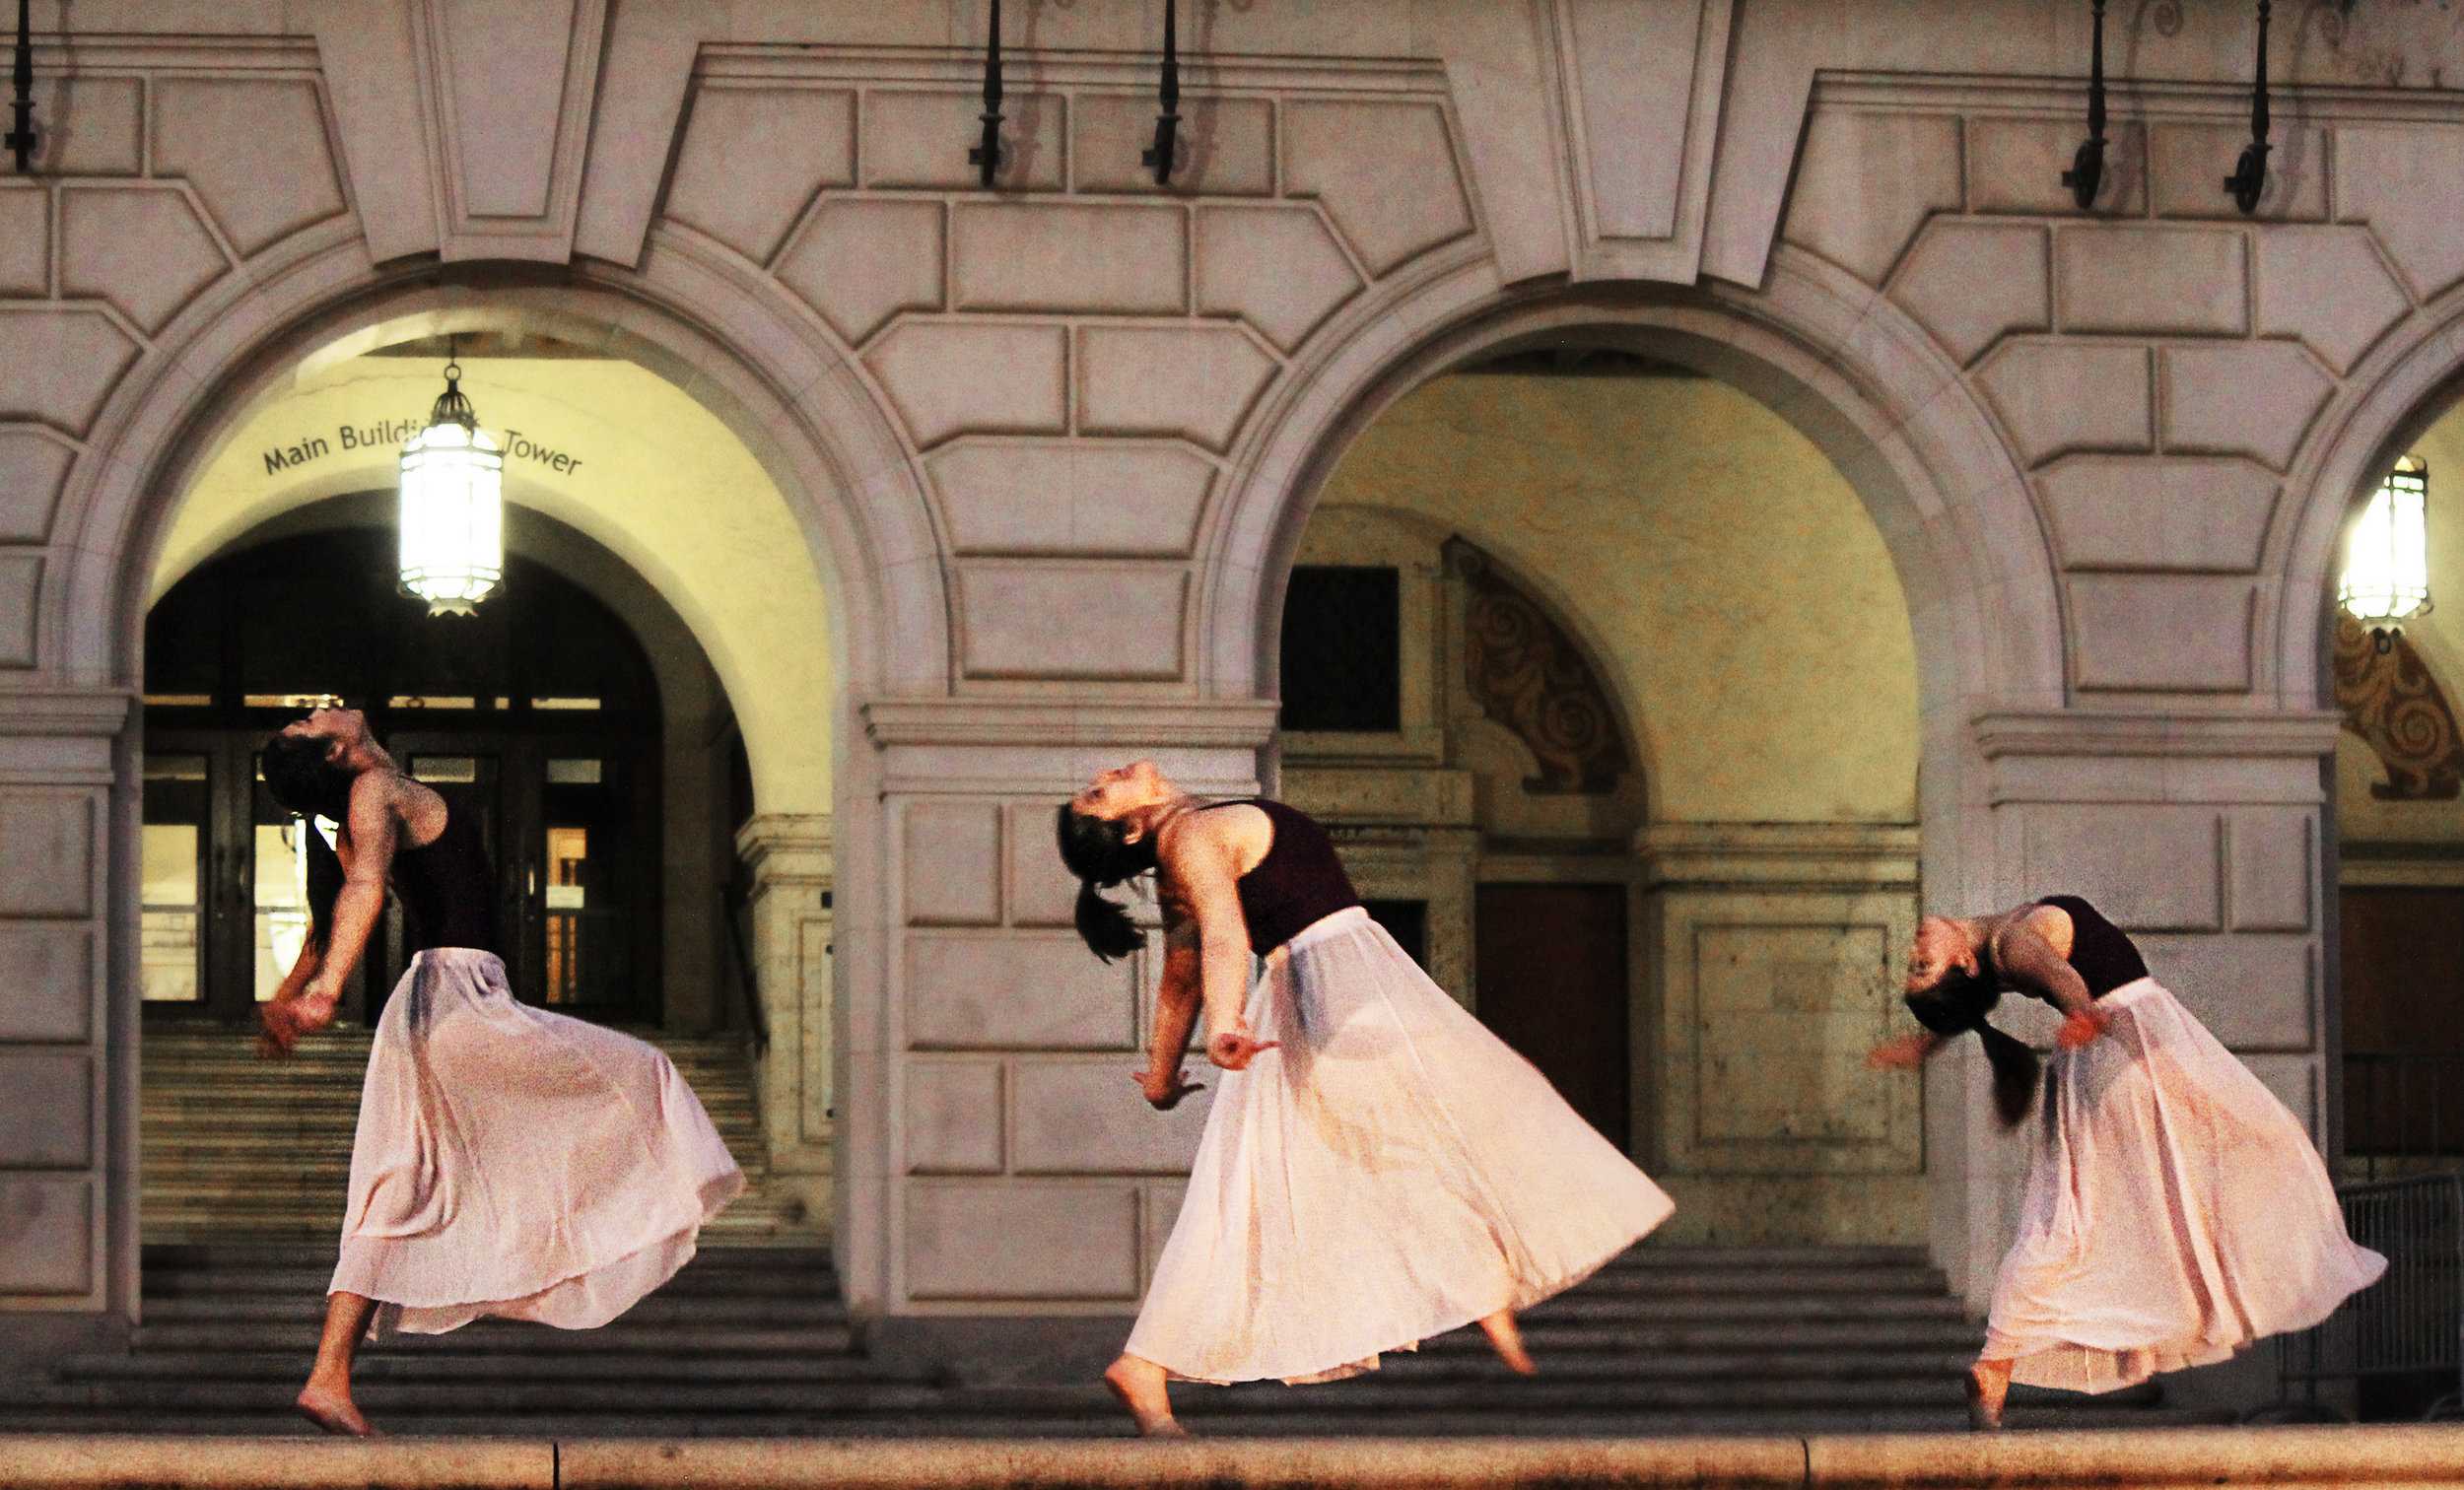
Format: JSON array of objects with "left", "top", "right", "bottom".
[
  {"left": 2346, "top": 1052, "right": 2464, "bottom": 1180},
  {"left": 2260, "top": 1169, "right": 2463, "bottom": 1422}
]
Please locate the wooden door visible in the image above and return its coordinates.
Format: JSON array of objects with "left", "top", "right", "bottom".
[
  {"left": 1473, "top": 883, "right": 1631, "bottom": 1150},
  {"left": 2341, "top": 886, "right": 2464, "bottom": 1157}
]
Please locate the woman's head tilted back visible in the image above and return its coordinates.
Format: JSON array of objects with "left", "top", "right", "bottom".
[
  {"left": 1055, "top": 761, "right": 1171, "bottom": 963},
  {"left": 1902, "top": 914, "right": 2041, "bottom": 1126},
  {"left": 261, "top": 709, "right": 367, "bottom": 821}
]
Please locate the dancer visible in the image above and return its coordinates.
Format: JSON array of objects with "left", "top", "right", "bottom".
[
  {"left": 255, "top": 706, "right": 743, "bottom": 1436},
  {"left": 1057, "top": 761, "right": 1675, "bottom": 1436},
  {"left": 1868, "top": 895, "right": 2384, "bottom": 1429}
]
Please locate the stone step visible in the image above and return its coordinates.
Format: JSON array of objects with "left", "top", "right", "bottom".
[
  {"left": 55, "top": 1350, "right": 924, "bottom": 1386},
  {"left": 137, "top": 1292, "right": 851, "bottom": 1325},
  {"left": 1516, "top": 1293, "right": 1969, "bottom": 1322},
  {"left": 143, "top": 1242, "right": 833, "bottom": 1268},
  {"left": 129, "top": 1321, "right": 860, "bottom": 1355},
  {"left": 143, "top": 1264, "right": 839, "bottom": 1298}
]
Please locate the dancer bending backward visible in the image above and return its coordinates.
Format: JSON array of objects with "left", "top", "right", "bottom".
[
  {"left": 1058, "top": 762, "right": 1675, "bottom": 1436},
  {"left": 256, "top": 707, "right": 743, "bottom": 1436},
  {"left": 1869, "top": 895, "right": 2383, "bottom": 1429}
]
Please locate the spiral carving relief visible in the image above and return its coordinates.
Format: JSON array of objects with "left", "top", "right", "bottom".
[
  {"left": 2334, "top": 616, "right": 2464, "bottom": 801},
  {"left": 1450, "top": 541, "right": 1630, "bottom": 794}
]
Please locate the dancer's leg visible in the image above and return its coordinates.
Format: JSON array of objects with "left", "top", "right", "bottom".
[
  {"left": 296, "top": 1290, "right": 381, "bottom": 1436},
  {"left": 1477, "top": 1308, "right": 1537, "bottom": 1376},
  {"left": 1966, "top": 1356, "right": 2013, "bottom": 1431},
  {"left": 1101, "top": 1353, "right": 1186, "bottom": 1437}
]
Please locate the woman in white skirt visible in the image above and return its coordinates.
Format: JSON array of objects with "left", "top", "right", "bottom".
[
  {"left": 1057, "top": 761, "right": 1675, "bottom": 1436},
  {"left": 1868, "top": 895, "right": 2384, "bottom": 1429},
  {"left": 254, "top": 706, "right": 743, "bottom": 1435}
]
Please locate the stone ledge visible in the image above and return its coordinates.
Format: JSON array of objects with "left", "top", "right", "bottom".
[{"left": 5, "top": 1428, "right": 2459, "bottom": 1488}]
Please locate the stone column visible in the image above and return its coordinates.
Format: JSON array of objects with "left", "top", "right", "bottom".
[
  {"left": 734, "top": 813, "right": 834, "bottom": 1235},
  {"left": 1946, "top": 709, "right": 2344, "bottom": 1309},
  {"left": 0, "top": 688, "right": 134, "bottom": 1357},
  {"left": 1635, "top": 821, "right": 1923, "bottom": 1247}
]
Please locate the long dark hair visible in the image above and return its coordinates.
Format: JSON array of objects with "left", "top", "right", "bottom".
[
  {"left": 1904, "top": 969, "right": 2041, "bottom": 1127},
  {"left": 260, "top": 729, "right": 353, "bottom": 955},
  {"left": 1055, "top": 804, "right": 1156, "bottom": 962}
]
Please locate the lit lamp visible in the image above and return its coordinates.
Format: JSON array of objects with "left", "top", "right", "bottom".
[
  {"left": 2339, "top": 454, "right": 2432, "bottom": 654},
  {"left": 398, "top": 348, "right": 504, "bottom": 617}
]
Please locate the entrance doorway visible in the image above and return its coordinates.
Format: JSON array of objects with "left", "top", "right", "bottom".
[{"left": 1473, "top": 883, "right": 1632, "bottom": 1149}]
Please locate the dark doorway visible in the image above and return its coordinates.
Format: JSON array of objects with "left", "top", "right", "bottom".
[
  {"left": 141, "top": 522, "right": 663, "bottom": 1026},
  {"left": 1473, "top": 883, "right": 1631, "bottom": 1150},
  {"left": 2341, "top": 885, "right": 2464, "bottom": 1163}
]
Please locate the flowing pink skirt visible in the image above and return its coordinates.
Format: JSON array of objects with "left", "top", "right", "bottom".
[
  {"left": 1985, "top": 977, "right": 2385, "bottom": 1392},
  {"left": 329, "top": 948, "right": 744, "bottom": 1338},
  {"left": 1128, "top": 908, "right": 1676, "bottom": 1385}
]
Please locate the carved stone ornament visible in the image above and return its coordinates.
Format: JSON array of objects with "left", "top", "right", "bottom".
[
  {"left": 2334, "top": 614, "right": 2464, "bottom": 800},
  {"left": 1447, "top": 539, "right": 1630, "bottom": 794}
]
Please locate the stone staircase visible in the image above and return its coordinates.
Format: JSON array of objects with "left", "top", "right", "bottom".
[{"left": 137, "top": 1026, "right": 814, "bottom": 1245}]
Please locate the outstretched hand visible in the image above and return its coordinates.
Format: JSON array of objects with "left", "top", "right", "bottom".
[
  {"left": 2057, "top": 1005, "right": 2112, "bottom": 1050},
  {"left": 1206, "top": 1030, "right": 1279, "bottom": 1071},
  {"left": 1133, "top": 1066, "right": 1205, "bottom": 1111},
  {"left": 1866, "top": 1033, "right": 1933, "bottom": 1071}
]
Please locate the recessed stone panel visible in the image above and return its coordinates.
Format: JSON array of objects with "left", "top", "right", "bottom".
[
  {"left": 927, "top": 442, "right": 1213, "bottom": 558},
  {"left": 0, "top": 186, "right": 45, "bottom": 297},
  {"left": 863, "top": 91, "right": 1066, "bottom": 192},
  {"left": 952, "top": 204, "right": 1186, "bottom": 315},
  {"left": 1141, "top": 1179, "right": 1188, "bottom": 1284},
  {"left": 2228, "top": 807, "right": 2313, "bottom": 933},
  {"left": 2134, "top": 934, "right": 2314, "bottom": 1051},
  {"left": 2054, "top": 225, "right": 2247, "bottom": 337},
  {"left": 903, "top": 800, "right": 1002, "bottom": 926},
  {"left": 1282, "top": 100, "right": 1473, "bottom": 275},
  {"left": 2157, "top": 342, "right": 2336, "bottom": 472},
  {"left": 33, "top": 76, "right": 140, "bottom": 176},
  {"left": 1196, "top": 206, "right": 1363, "bottom": 353},
  {"left": 0, "top": 550, "right": 38, "bottom": 667},
  {"left": 865, "top": 323, "right": 1068, "bottom": 449},
  {"left": 2149, "top": 122, "right": 2327, "bottom": 223},
  {"left": 904, "top": 1059, "right": 1003, "bottom": 1175},
  {"left": 905, "top": 1183, "right": 1140, "bottom": 1300},
  {"left": 1074, "top": 94, "right": 1273, "bottom": 196},
  {"left": 774, "top": 198, "right": 943, "bottom": 346},
  {"left": 1887, "top": 220, "right": 2047, "bottom": 367},
  {"left": 666, "top": 86, "right": 856, "bottom": 263},
  {"left": 2339, "top": 126, "right": 2464, "bottom": 301},
  {"left": 1780, "top": 111, "right": 1961, "bottom": 285},
  {"left": 956, "top": 563, "right": 1186, "bottom": 681},
  {"left": 1965, "top": 116, "right": 2147, "bottom": 217},
  {"left": 0, "top": 924, "right": 92, "bottom": 1041},
  {"left": 2019, "top": 805, "right": 2222, "bottom": 932},
  {"left": 907, "top": 931, "right": 1138, "bottom": 1050},
  {"left": 1973, "top": 342, "right": 2152, "bottom": 466},
  {"left": 2240, "top": 1054, "right": 2319, "bottom": 1141},
  {"left": 2068, "top": 574, "right": 2253, "bottom": 693},
  {"left": 1005, "top": 800, "right": 1081, "bottom": 927},
  {"left": 1690, "top": 923, "right": 1895, "bottom": 1148},
  {"left": 153, "top": 78, "right": 348, "bottom": 255},
  {"left": 0, "top": 1177, "right": 92, "bottom": 1295},
  {"left": 0, "top": 309, "right": 140, "bottom": 437},
  {"left": 2035, "top": 456, "right": 2278, "bottom": 574},
  {"left": 2254, "top": 227, "right": 2412, "bottom": 374},
  {"left": 0, "top": 791, "right": 94, "bottom": 915},
  {"left": 60, "top": 186, "right": 231, "bottom": 334},
  {"left": 1076, "top": 326, "right": 1277, "bottom": 452},
  {"left": 0, "top": 1053, "right": 91, "bottom": 1169},
  {"left": 0, "top": 429, "right": 70, "bottom": 543},
  {"left": 1011, "top": 1059, "right": 1211, "bottom": 1175}
]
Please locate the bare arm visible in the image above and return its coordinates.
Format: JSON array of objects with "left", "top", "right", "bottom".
[
  {"left": 1989, "top": 909, "right": 2110, "bottom": 1048},
  {"left": 254, "top": 934, "right": 325, "bottom": 1057},
  {"left": 1867, "top": 1029, "right": 1947, "bottom": 1070},
  {"left": 1132, "top": 899, "right": 1206, "bottom": 1109},
  {"left": 306, "top": 775, "right": 398, "bottom": 1002}
]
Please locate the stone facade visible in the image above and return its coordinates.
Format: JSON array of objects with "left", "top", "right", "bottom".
[{"left": 4, "top": 1, "right": 2463, "bottom": 1345}]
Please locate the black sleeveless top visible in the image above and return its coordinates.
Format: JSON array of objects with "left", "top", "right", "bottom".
[
  {"left": 390, "top": 797, "right": 500, "bottom": 957},
  {"left": 2030, "top": 894, "right": 2149, "bottom": 998},
  {"left": 1208, "top": 799, "right": 1362, "bottom": 954}
]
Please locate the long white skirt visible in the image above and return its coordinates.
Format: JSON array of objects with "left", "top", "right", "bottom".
[
  {"left": 329, "top": 948, "right": 745, "bottom": 1338},
  {"left": 1127, "top": 907, "right": 1676, "bottom": 1386},
  {"left": 1985, "top": 977, "right": 2386, "bottom": 1393}
]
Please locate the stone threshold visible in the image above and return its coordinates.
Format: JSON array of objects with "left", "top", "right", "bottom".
[{"left": 4, "top": 1426, "right": 2462, "bottom": 1488}]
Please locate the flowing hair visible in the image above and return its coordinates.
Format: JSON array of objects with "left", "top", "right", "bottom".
[
  {"left": 260, "top": 728, "right": 354, "bottom": 955},
  {"left": 1904, "top": 968, "right": 2042, "bottom": 1127},
  {"left": 1054, "top": 804, "right": 1157, "bottom": 962}
]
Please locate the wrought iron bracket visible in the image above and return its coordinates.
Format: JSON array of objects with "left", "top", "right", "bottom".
[
  {"left": 2224, "top": 0, "right": 2272, "bottom": 215},
  {"left": 1142, "top": 0, "right": 1181, "bottom": 186},
  {"left": 967, "top": 0, "right": 1005, "bottom": 189},
  {"left": 5, "top": 0, "right": 36, "bottom": 174},
  {"left": 2060, "top": 0, "right": 2108, "bottom": 210}
]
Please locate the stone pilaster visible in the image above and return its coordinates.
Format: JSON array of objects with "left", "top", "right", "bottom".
[{"left": 734, "top": 813, "right": 834, "bottom": 1235}]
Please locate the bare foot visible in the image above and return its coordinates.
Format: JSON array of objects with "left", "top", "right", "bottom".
[
  {"left": 1965, "top": 1359, "right": 2010, "bottom": 1432},
  {"left": 1101, "top": 1356, "right": 1184, "bottom": 1438},
  {"left": 1478, "top": 1308, "right": 1538, "bottom": 1376},
  {"left": 296, "top": 1382, "right": 379, "bottom": 1437}
]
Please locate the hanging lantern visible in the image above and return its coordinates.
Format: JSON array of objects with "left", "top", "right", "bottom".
[
  {"left": 2339, "top": 454, "right": 2432, "bottom": 652},
  {"left": 397, "top": 349, "right": 504, "bottom": 617}
]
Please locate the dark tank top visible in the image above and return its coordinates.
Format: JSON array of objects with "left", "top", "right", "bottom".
[
  {"left": 2033, "top": 894, "right": 2149, "bottom": 998},
  {"left": 1207, "top": 798, "right": 1361, "bottom": 954},
  {"left": 389, "top": 795, "right": 500, "bottom": 957}
]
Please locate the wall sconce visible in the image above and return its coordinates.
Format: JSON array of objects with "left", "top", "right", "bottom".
[
  {"left": 968, "top": 0, "right": 1004, "bottom": 189},
  {"left": 2224, "top": 0, "right": 2272, "bottom": 214},
  {"left": 1143, "top": 0, "right": 1181, "bottom": 186},
  {"left": 2340, "top": 455, "right": 2432, "bottom": 653},
  {"left": 7, "top": 0, "right": 37, "bottom": 173}
]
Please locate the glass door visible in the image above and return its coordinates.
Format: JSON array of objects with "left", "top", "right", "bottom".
[{"left": 138, "top": 749, "right": 214, "bottom": 1010}]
